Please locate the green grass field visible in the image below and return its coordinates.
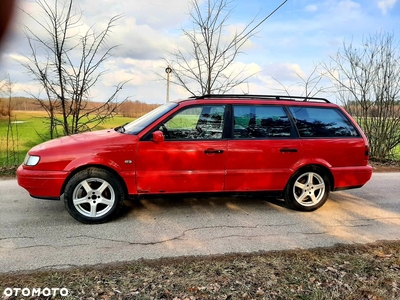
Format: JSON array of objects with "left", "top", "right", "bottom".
[
  {"left": 2, "top": 110, "right": 400, "bottom": 168},
  {"left": 0, "top": 111, "right": 133, "bottom": 167}
]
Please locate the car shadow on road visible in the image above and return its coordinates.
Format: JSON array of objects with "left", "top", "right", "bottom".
[{"left": 119, "top": 193, "right": 287, "bottom": 219}]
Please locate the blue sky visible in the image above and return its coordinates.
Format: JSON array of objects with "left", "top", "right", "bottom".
[{"left": 1, "top": 0, "right": 399, "bottom": 104}]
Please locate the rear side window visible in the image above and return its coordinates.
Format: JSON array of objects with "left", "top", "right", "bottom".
[
  {"left": 233, "top": 105, "right": 291, "bottom": 138},
  {"left": 288, "top": 107, "right": 360, "bottom": 138}
]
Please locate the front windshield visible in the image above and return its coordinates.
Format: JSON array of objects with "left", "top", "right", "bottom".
[{"left": 116, "top": 102, "right": 178, "bottom": 134}]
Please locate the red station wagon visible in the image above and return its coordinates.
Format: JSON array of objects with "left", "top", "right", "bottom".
[{"left": 17, "top": 95, "right": 373, "bottom": 223}]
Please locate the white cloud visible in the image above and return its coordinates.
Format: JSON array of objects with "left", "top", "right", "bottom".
[
  {"left": 1, "top": 0, "right": 399, "bottom": 104},
  {"left": 106, "top": 17, "right": 178, "bottom": 60},
  {"left": 262, "top": 62, "right": 305, "bottom": 82},
  {"left": 305, "top": 5, "right": 318, "bottom": 12},
  {"left": 377, "top": 0, "right": 398, "bottom": 14},
  {"left": 338, "top": 0, "right": 361, "bottom": 10},
  {"left": 78, "top": 0, "right": 191, "bottom": 28}
]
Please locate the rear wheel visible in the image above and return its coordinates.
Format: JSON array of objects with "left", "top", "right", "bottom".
[
  {"left": 284, "top": 167, "right": 330, "bottom": 211},
  {"left": 64, "top": 168, "right": 125, "bottom": 224}
]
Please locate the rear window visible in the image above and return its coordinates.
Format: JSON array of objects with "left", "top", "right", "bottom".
[{"left": 288, "top": 107, "right": 360, "bottom": 138}]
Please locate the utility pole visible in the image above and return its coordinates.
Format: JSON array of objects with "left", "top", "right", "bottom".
[{"left": 165, "top": 66, "right": 172, "bottom": 102}]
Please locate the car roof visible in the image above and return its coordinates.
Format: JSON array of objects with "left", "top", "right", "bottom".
[{"left": 172, "top": 94, "right": 334, "bottom": 106}]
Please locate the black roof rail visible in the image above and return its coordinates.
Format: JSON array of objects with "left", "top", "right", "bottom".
[{"left": 190, "top": 94, "right": 331, "bottom": 103}]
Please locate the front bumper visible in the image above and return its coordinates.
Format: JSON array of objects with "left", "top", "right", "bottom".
[{"left": 17, "top": 165, "right": 69, "bottom": 200}]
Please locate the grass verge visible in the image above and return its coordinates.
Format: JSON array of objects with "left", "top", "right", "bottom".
[
  {"left": 1, "top": 241, "right": 399, "bottom": 300},
  {"left": 0, "top": 111, "right": 132, "bottom": 167}
]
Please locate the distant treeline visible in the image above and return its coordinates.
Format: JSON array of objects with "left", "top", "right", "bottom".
[
  {"left": 344, "top": 103, "right": 400, "bottom": 118},
  {"left": 0, "top": 97, "right": 161, "bottom": 118},
  {"left": 118, "top": 100, "right": 161, "bottom": 118}
]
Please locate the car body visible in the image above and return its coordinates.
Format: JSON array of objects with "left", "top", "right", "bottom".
[{"left": 17, "top": 94, "right": 373, "bottom": 223}]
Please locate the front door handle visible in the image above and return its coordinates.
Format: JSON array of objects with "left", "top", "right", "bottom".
[
  {"left": 280, "top": 148, "right": 298, "bottom": 153},
  {"left": 204, "top": 149, "right": 224, "bottom": 154}
]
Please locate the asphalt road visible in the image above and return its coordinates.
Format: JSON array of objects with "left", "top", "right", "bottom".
[{"left": 0, "top": 173, "right": 399, "bottom": 273}]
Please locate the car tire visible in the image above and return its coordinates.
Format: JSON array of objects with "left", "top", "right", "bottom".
[
  {"left": 284, "top": 166, "right": 330, "bottom": 211},
  {"left": 64, "top": 168, "right": 125, "bottom": 224}
]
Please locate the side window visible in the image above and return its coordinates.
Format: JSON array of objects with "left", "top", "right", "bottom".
[
  {"left": 233, "top": 105, "right": 291, "bottom": 138},
  {"left": 288, "top": 107, "right": 360, "bottom": 137},
  {"left": 159, "top": 105, "right": 225, "bottom": 140}
]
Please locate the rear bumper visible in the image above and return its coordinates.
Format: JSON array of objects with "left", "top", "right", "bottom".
[
  {"left": 331, "top": 165, "right": 373, "bottom": 190},
  {"left": 17, "top": 165, "right": 69, "bottom": 200}
]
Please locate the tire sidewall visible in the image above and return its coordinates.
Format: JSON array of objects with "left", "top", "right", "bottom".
[
  {"left": 284, "top": 166, "right": 330, "bottom": 211},
  {"left": 64, "top": 168, "right": 125, "bottom": 224}
]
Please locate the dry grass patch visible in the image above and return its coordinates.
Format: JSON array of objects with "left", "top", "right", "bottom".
[{"left": 1, "top": 241, "right": 399, "bottom": 300}]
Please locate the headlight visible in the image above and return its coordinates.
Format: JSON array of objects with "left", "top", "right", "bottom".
[{"left": 24, "top": 154, "right": 40, "bottom": 166}]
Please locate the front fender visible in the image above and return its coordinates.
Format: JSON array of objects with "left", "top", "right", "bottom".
[
  {"left": 63, "top": 155, "right": 137, "bottom": 195},
  {"left": 64, "top": 155, "right": 122, "bottom": 173}
]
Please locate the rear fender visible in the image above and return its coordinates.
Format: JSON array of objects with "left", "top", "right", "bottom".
[
  {"left": 291, "top": 158, "right": 332, "bottom": 173},
  {"left": 290, "top": 159, "right": 334, "bottom": 191}
]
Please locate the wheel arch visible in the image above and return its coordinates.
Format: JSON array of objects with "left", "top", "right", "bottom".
[
  {"left": 290, "top": 164, "right": 334, "bottom": 191},
  {"left": 60, "top": 164, "right": 129, "bottom": 198}
]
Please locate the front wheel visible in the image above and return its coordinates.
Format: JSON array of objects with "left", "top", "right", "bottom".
[
  {"left": 284, "top": 167, "right": 330, "bottom": 211},
  {"left": 64, "top": 168, "right": 125, "bottom": 224}
]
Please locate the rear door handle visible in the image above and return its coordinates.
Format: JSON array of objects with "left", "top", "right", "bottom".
[
  {"left": 280, "top": 148, "right": 298, "bottom": 153},
  {"left": 204, "top": 149, "right": 224, "bottom": 154}
]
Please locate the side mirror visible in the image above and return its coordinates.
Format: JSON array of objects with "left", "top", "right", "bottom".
[{"left": 152, "top": 130, "right": 165, "bottom": 143}]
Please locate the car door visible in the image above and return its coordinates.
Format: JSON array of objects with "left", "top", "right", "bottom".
[
  {"left": 136, "top": 104, "right": 227, "bottom": 194},
  {"left": 225, "top": 104, "right": 302, "bottom": 191}
]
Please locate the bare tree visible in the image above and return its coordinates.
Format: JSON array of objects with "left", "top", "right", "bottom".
[
  {"left": 272, "top": 63, "right": 331, "bottom": 98},
  {"left": 324, "top": 32, "right": 400, "bottom": 160},
  {"left": 0, "top": 74, "right": 20, "bottom": 166},
  {"left": 164, "top": 0, "right": 287, "bottom": 96},
  {"left": 19, "top": 0, "right": 128, "bottom": 138}
]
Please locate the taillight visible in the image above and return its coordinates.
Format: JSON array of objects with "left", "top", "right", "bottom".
[{"left": 364, "top": 146, "right": 370, "bottom": 161}]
